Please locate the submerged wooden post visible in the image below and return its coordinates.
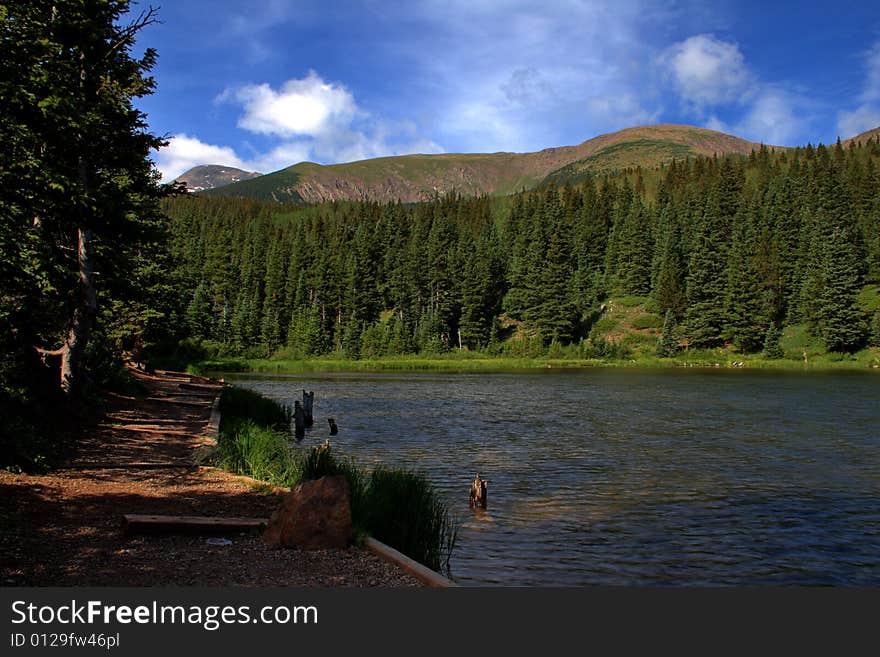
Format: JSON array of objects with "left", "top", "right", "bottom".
[
  {"left": 469, "top": 473, "right": 488, "bottom": 509},
  {"left": 294, "top": 401, "right": 305, "bottom": 440},
  {"left": 328, "top": 418, "right": 338, "bottom": 436},
  {"left": 302, "top": 390, "right": 314, "bottom": 427}
]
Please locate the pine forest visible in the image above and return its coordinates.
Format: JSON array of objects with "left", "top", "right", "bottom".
[{"left": 163, "top": 142, "right": 880, "bottom": 363}]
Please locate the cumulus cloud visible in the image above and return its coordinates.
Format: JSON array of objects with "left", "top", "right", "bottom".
[
  {"left": 708, "top": 89, "right": 806, "bottom": 145},
  {"left": 155, "top": 72, "right": 443, "bottom": 181},
  {"left": 661, "top": 34, "right": 812, "bottom": 145},
  {"left": 661, "top": 34, "right": 753, "bottom": 108},
  {"left": 216, "top": 72, "right": 442, "bottom": 165},
  {"left": 155, "top": 134, "right": 249, "bottom": 182},
  {"left": 222, "top": 71, "right": 359, "bottom": 138},
  {"left": 837, "top": 41, "right": 880, "bottom": 139},
  {"left": 249, "top": 142, "right": 313, "bottom": 173}
]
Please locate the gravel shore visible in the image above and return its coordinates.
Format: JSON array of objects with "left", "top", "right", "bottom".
[{"left": 0, "top": 369, "right": 420, "bottom": 587}]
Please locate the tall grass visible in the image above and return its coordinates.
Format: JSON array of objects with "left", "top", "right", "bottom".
[
  {"left": 298, "top": 440, "right": 458, "bottom": 576},
  {"left": 212, "top": 385, "right": 459, "bottom": 575},
  {"left": 364, "top": 466, "right": 458, "bottom": 575},
  {"left": 218, "top": 385, "right": 292, "bottom": 433},
  {"left": 215, "top": 420, "right": 299, "bottom": 487},
  {"left": 214, "top": 385, "right": 298, "bottom": 487}
]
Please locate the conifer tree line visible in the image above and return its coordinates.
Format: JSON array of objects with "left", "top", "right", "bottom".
[{"left": 164, "top": 139, "right": 880, "bottom": 359}]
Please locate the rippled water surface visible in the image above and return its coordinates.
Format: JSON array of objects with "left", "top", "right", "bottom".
[{"left": 228, "top": 369, "right": 880, "bottom": 586}]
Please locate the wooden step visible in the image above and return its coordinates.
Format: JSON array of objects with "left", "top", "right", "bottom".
[
  {"left": 178, "top": 382, "right": 224, "bottom": 392},
  {"left": 122, "top": 514, "right": 268, "bottom": 535}
]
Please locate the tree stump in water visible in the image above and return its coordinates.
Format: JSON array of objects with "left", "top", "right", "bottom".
[
  {"left": 302, "top": 390, "right": 314, "bottom": 427},
  {"left": 469, "top": 473, "right": 488, "bottom": 509},
  {"left": 294, "top": 401, "right": 305, "bottom": 440},
  {"left": 328, "top": 418, "right": 338, "bottom": 436}
]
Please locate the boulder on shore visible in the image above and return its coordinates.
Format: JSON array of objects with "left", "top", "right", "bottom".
[{"left": 263, "top": 475, "right": 352, "bottom": 549}]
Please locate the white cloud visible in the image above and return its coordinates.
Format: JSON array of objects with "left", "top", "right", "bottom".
[
  {"left": 588, "top": 93, "right": 662, "bottom": 131},
  {"left": 217, "top": 72, "right": 443, "bottom": 166},
  {"left": 660, "top": 34, "right": 813, "bottom": 145},
  {"left": 384, "top": 1, "right": 664, "bottom": 151},
  {"left": 223, "top": 71, "right": 359, "bottom": 138},
  {"left": 837, "top": 41, "right": 880, "bottom": 139},
  {"left": 661, "top": 34, "right": 753, "bottom": 108},
  {"left": 154, "top": 134, "right": 249, "bottom": 182},
  {"left": 838, "top": 105, "right": 880, "bottom": 141},
  {"left": 250, "top": 142, "right": 313, "bottom": 172},
  {"left": 155, "top": 72, "right": 444, "bottom": 181},
  {"left": 732, "top": 90, "right": 806, "bottom": 145},
  {"left": 861, "top": 42, "right": 880, "bottom": 103}
]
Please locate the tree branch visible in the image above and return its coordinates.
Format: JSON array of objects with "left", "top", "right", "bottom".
[
  {"left": 34, "top": 344, "right": 66, "bottom": 358},
  {"left": 103, "top": 6, "right": 160, "bottom": 60}
]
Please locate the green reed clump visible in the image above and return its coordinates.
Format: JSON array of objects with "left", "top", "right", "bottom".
[
  {"left": 218, "top": 385, "right": 292, "bottom": 433},
  {"left": 215, "top": 419, "right": 299, "bottom": 487},
  {"left": 297, "top": 442, "right": 458, "bottom": 575},
  {"left": 365, "top": 466, "right": 458, "bottom": 575},
  {"left": 214, "top": 385, "right": 298, "bottom": 487}
]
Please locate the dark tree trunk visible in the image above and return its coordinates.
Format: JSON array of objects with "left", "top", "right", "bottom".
[{"left": 60, "top": 225, "right": 96, "bottom": 395}]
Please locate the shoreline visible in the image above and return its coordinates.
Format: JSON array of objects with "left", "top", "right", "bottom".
[{"left": 189, "top": 355, "right": 880, "bottom": 375}]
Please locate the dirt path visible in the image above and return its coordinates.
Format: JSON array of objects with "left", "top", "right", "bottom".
[{"left": 0, "top": 368, "right": 418, "bottom": 587}]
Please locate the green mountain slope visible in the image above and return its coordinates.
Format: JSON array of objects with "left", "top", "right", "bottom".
[{"left": 204, "top": 124, "right": 770, "bottom": 203}]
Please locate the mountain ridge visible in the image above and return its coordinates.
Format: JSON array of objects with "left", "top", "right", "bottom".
[
  {"left": 196, "top": 123, "right": 872, "bottom": 204},
  {"left": 844, "top": 127, "right": 880, "bottom": 147}
]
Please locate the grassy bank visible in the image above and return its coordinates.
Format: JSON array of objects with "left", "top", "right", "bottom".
[
  {"left": 213, "top": 386, "right": 458, "bottom": 574},
  {"left": 191, "top": 349, "right": 880, "bottom": 375}
]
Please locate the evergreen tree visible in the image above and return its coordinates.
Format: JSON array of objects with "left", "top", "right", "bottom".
[
  {"left": 517, "top": 197, "right": 551, "bottom": 326},
  {"left": 762, "top": 325, "right": 784, "bottom": 359},
  {"left": 1, "top": 1, "right": 166, "bottom": 395},
  {"left": 259, "top": 232, "right": 289, "bottom": 355},
  {"left": 534, "top": 206, "right": 578, "bottom": 343},
  {"left": 816, "top": 228, "right": 866, "bottom": 352},
  {"left": 684, "top": 189, "right": 730, "bottom": 347},
  {"left": 725, "top": 204, "right": 766, "bottom": 352},
  {"left": 603, "top": 179, "right": 633, "bottom": 291},
  {"left": 186, "top": 282, "right": 214, "bottom": 339},
  {"left": 651, "top": 203, "right": 686, "bottom": 317},
  {"left": 341, "top": 317, "right": 363, "bottom": 359},
  {"left": 869, "top": 311, "right": 880, "bottom": 348},
  {"left": 458, "top": 228, "right": 503, "bottom": 350},
  {"left": 613, "top": 199, "right": 654, "bottom": 295},
  {"left": 657, "top": 310, "right": 679, "bottom": 357}
]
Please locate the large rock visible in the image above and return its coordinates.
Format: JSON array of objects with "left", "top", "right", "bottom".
[{"left": 263, "top": 475, "right": 353, "bottom": 549}]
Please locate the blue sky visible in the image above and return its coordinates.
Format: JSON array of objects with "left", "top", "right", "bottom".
[{"left": 135, "top": 0, "right": 880, "bottom": 181}]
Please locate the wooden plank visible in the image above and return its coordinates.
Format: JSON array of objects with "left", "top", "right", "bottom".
[
  {"left": 178, "top": 382, "right": 224, "bottom": 392},
  {"left": 364, "top": 537, "right": 458, "bottom": 588},
  {"left": 145, "top": 397, "right": 212, "bottom": 408},
  {"left": 122, "top": 514, "right": 268, "bottom": 535}
]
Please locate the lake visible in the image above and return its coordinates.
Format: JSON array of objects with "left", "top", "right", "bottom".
[{"left": 226, "top": 368, "right": 880, "bottom": 586}]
